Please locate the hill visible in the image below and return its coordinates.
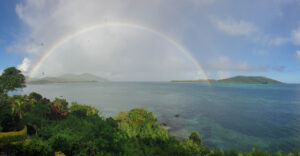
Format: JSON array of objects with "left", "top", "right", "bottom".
[
  {"left": 172, "top": 76, "right": 283, "bottom": 84},
  {"left": 28, "top": 73, "right": 107, "bottom": 84}
]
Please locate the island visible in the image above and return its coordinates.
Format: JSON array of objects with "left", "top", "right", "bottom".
[
  {"left": 27, "top": 73, "right": 107, "bottom": 84},
  {"left": 172, "top": 76, "right": 283, "bottom": 84}
]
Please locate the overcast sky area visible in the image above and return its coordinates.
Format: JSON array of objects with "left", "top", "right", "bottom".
[{"left": 1, "top": 0, "right": 300, "bottom": 82}]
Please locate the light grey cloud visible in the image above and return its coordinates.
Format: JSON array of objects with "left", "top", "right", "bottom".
[
  {"left": 253, "top": 50, "right": 269, "bottom": 55},
  {"left": 211, "top": 17, "right": 258, "bottom": 36},
  {"left": 205, "top": 56, "right": 285, "bottom": 72},
  {"left": 296, "top": 50, "right": 300, "bottom": 60},
  {"left": 274, "top": 0, "right": 300, "bottom": 4},
  {"left": 292, "top": 26, "right": 300, "bottom": 45},
  {"left": 14, "top": 0, "right": 219, "bottom": 81},
  {"left": 191, "top": 0, "right": 216, "bottom": 5},
  {"left": 205, "top": 56, "right": 250, "bottom": 71},
  {"left": 16, "top": 0, "right": 58, "bottom": 29},
  {"left": 11, "top": 0, "right": 294, "bottom": 81},
  {"left": 210, "top": 16, "right": 289, "bottom": 46},
  {"left": 267, "top": 37, "right": 289, "bottom": 46},
  {"left": 34, "top": 27, "right": 201, "bottom": 81},
  {"left": 216, "top": 71, "right": 231, "bottom": 79}
]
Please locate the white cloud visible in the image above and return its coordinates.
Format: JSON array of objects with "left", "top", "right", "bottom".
[
  {"left": 216, "top": 71, "right": 230, "bottom": 79},
  {"left": 296, "top": 50, "right": 300, "bottom": 60},
  {"left": 292, "top": 26, "right": 300, "bottom": 45},
  {"left": 267, "top": 37, "right": 289, "bottom": 46},
  {"left": 211, "top": 17, "right": 258, "bottom": 36},
  {"left": 17, "top": 58, "right": 31, "bottom": 74},
  {"left": 0, "top": 69, "right": 3, "bottom": 75}
]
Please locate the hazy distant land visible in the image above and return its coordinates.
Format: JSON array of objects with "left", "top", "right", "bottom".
[
  {"left": 27, "top": 73, "right": 107, "bottom": 84},
  {"left": 28, "top": 75, "right": 283, "bottom": 84},
  {"left": 172, "top": 76, "right": 284, "bottom": 84}
]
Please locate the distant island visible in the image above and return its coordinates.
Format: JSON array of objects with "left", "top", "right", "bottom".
[
  {"left": 27, "top": 73, "right": 107, "bottom": 84},
  {"left": 172, "top": 76, "right": 284, "bottom": 84}
]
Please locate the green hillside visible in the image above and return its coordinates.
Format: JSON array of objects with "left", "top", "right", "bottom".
[
  {"left": 172, "top": 76, "right": 283, "bottom": 84},
  {"left": 218, "top": 76, "right": 283, "bottom": 84}
]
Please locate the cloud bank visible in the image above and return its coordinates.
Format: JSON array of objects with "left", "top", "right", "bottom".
[
  {"left": 13, "top": 0, "right": 211, "bottom": 81},
  {"left": 10, "top": 0, "right": 296, "bottom": 81}
]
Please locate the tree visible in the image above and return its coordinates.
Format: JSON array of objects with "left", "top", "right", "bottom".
[
  {"left": 24, "top": 100, "right": 50, "bottom": 133},
  {"left": 0, "top": 67, "right": 26, "bottom": 107},
  {"left": 50, "top": 98, "right": 68, "bottom": 120},
  {"left": 189, "top": 131, "right": 202, "bottom": 146},
  {"left": 29, "top": 92, "right": 43, "bottom": 101}
]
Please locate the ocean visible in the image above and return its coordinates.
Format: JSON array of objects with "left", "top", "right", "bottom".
[{"left": 23, "top": 82, "right": 300, "bottom": 152}]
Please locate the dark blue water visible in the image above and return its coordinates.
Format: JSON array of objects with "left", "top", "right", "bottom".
[{"left": 23, "top": 82, "right": 300, "bottom": 152}]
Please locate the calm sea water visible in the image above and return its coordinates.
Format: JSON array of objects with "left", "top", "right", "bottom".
[{"left": 23, "top": 82, "right": 300, "bottom": 152}]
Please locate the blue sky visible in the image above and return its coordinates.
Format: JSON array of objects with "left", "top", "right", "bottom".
[
  {"left": 1, "top": 0, "right": 300, "bottom": 82},
  {"left": 0, "top": 0, "right": 24, "bottom": 69}
]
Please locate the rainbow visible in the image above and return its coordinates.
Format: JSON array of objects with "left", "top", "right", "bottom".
[{"left": 27, "top": 22, "right": 209, "bottom": 82}]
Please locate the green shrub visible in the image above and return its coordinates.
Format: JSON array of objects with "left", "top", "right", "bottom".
[
  {"left": 189, "top": 131, "right": 202, "bottom": 146},
  {"left": 24, "top": 138, "right": 52, "bottom": 156},
  {"left": 115, "top": 109, "right": 168, "bottom": 140},
  {"left": 0, "top": 126, "right": 27, "bottom": 144},
  {"left": 49, "top": 134, "right": 74, "bottom": 155},
  {"left": 29, "top": 92, "right": 43, "bottom": 101},
  {"left": 69, "top": 102, "right": 99, "bottom": 117}
]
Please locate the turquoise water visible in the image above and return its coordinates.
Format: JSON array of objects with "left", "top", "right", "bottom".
[{"left": 23, "top": 82, "right": 300, "bottom": 152}]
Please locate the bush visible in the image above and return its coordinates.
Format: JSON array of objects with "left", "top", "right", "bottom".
[
  {"left": 0, "top": 126, "right": 27, "bottom": 144},
  {"left": 24, "top": 138, "right": 52, "bottom": 156},
  {"left": 189, "top": 131, "right": 202, "bottom": 146},
  {"left": 50, "top": 134, "right": 74, "bottom": 155},
  {"left": 115, "top": 108, "right": 168, "bottom": 140},
  {"left": 69, "top": 102, "right": 99, "bottom": 117},
  {"left": 29, "top": 92, "right": 43, "bottom": 101}
]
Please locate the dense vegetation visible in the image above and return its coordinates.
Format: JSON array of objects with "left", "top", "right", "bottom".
[
  {"left": 172, "top": 76, "right": 283, "bottom": 84},
  {"left": 0, "top": 67, "right": 298, "bottom": 156}
]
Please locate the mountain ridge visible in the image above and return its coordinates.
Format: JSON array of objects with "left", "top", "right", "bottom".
[
  {"left": 27, "top": 73, "right": 107, "bottom": 84},
  {"left": 171, "top": 75, "right": 284, "bottom": 84}
]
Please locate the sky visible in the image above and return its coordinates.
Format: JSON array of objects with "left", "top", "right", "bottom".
[{"left": 0, "top": 0, "right": 300, "bottom": 82}]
